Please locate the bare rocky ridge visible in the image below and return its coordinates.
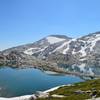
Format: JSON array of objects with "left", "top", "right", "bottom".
[{"left": 0, "top": 32, "right": 100, "bottom": 75}]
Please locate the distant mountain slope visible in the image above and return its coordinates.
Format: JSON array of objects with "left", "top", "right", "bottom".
[
  {"left": 2, "top": 35, "right": 71, "bottom": 55},
  {"left": 0, "top": 32, "right": 100, "bottom": 75}
]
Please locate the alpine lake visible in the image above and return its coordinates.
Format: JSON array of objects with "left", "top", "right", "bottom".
[{"left": 0, "top": 66, "right": 84, "bottom": 97}]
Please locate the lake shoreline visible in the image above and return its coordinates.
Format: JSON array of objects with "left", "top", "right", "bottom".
[
  {"left": 0, "top": 67, "right": 83, "bottom": 98},
  {"left": 1, "top": 66, "right": 100, "bottom": 79},
  {"left": 0, "top": 85, "right": 68, "bottom": 100}
]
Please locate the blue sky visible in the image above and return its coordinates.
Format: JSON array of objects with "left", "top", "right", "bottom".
[{"left": 0, "top": 0, "right": 100, "bottom": 50}]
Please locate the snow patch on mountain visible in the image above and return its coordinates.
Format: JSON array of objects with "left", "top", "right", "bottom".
[
  {"left": 79, "top": 46, "right": 87, "bottom": 57},
  {"left": 88, "top": 68, "right": 94, "bottom": 75},
  {"left": 52, "top": 41, "right": 70, "bottom": 53},
  {"left": 63, "top": 41, "right": 72, "bottom": 54},
  {"left": 62, "top": 39, "right": 75, "bottom": 54},
  {"left": 24, "top": 48, "right": 38, "bottom": 55},
  {"left": 24, "top": 46, "right": 48, "bottom": 55},
  {"left": 72, "top": 49, "right": 76, "bottom": 55},
  {"left": 46, "top": 36, "right": 65, "bottom": 44},
  {"left": 79, "top": 65, "right": 95, "bottom": 75},
  {"left": 79, "top": 57, "right": 86, "bottom": 61},
  {"left": 88, "top": 34, "right": 100, "bottom": 51},
  {"left": 78, "top": 63, "right": 86, "bottom": 72}
]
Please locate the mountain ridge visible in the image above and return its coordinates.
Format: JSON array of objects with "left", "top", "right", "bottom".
[{"left": 0, "top": 32, "right": 100, "bottom": 75}]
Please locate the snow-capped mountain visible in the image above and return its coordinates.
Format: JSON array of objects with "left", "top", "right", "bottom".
[
  {"left": 2, "top": 35, "right": 70, "bottom": 54},
  {"left": 0, "top": 32, "right": 100, "bottom": 75},
  {"left": 23, "top": 35, "right": 71, "bottom": 56}
]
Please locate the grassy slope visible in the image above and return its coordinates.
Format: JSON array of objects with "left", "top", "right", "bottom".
[{"left": 37, "top": 79, "right": 100, "bottom": 100}]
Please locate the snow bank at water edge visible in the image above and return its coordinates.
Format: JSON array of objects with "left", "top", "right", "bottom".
[
  {"left": 0, "top": 85, "right": 71, "bottom": 100},
  {"left": 43, "top": 84, "right": 71, "bottom": 93},
  {"left": 0, "top": 95, "right": 36, "bottom": 100}
]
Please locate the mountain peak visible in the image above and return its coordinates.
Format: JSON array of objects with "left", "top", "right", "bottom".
[
  {"left": 46, "top": 35, "right": 66, "bottom": 44},
  {"left": 48, "top": 34, "right": 72, "bottom": 39}
]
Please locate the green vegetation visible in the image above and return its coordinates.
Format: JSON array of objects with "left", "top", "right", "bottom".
[{"left": 37, "top": 79, "right": 100, "bottom": 100}]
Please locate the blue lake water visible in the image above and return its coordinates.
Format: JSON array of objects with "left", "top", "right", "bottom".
[{"left": 0, "top": 67, "right": 84, "bottom": 97}]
